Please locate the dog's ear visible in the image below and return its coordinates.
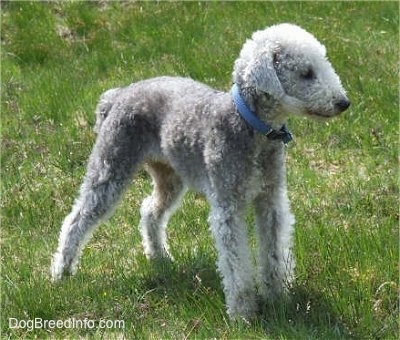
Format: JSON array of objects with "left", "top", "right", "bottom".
[
  {"left": 247, "top": 46, "right": 285, "bottom": 100},
  {"left": 247, "top": 47, "right": 305, "bottom": 115}
]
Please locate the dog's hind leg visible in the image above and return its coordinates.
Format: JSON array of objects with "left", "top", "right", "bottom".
[
  {"left": 51, "top": 119, "right": 148, "bottom": 281},
  {"left": 139, "top": 161, "right": 186, "bottom": 260}
]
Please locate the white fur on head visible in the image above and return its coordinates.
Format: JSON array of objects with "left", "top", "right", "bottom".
[
  {"left": 237, "top": 23, "right": 325, "bottom": 95},
  {"left": 240, "top": 32, "right": 306, "bottom": 116},
  {"left": 233, "top": 23, "right": 348, "bottom": 118},
  {"left": 245, "top": 41, "right": 285, "bottom": 99}
]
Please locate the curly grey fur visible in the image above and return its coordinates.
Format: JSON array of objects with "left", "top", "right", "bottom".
[{"left": 51, "top": 23, "right": 349, "bottom": 320}]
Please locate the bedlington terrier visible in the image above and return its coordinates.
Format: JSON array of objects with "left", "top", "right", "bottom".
[{"left": 51, "top": 23, "right": 349, "bottom": 320}]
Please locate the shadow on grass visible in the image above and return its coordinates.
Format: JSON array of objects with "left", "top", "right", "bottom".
[
  {"left": 109, "top": 255, "right": 350, "bottom": 338},
  {"left": 135, "top": 259, "right": 352, "bottom": 338},
  {"left": 259, "top": 285, "right": 352, "bottom": 339},
  {"left": 3, "top": 254, "right": 351, "bottom": 338}
]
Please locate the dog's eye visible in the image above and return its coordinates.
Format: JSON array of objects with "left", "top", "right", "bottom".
[{"left": 301, "top": 68, "right": 315, "bottom": 80}]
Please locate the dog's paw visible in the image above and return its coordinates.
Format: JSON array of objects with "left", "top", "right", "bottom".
[
  {"left": 144, "top": 246, "right": 174, "bottom": 262},
  {"left": 50, "top": 252, "right": 76, "bottom": 282},
  {"left": 227, "top": 289, "right": 259, "bottom": 322}
]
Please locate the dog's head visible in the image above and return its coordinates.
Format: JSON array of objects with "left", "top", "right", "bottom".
[{"left": 233, "top": 23, "right": 350, "bottom": 120}]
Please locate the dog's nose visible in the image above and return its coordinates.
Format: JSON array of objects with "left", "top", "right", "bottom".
[{"left": 335, "top": 98, "right": 351, "bottom": 112}]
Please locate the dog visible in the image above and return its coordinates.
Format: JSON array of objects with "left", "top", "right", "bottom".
[{"left": 51, "top": 23, "right": 350, "bottom": 320}]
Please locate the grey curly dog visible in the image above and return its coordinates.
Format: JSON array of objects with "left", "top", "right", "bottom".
[{"left": 51, "top": 23, "right": 350, "bottom": 320}]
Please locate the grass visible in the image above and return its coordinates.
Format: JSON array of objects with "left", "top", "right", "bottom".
[{"left": 1, "top": 1, "right": 398, "bottom": 339}]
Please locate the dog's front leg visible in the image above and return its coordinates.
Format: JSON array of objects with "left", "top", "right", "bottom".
[
  {"left": 208, "top": 202, "right": 258, "bottom": 320},
  {"left": 254, "top": 184, "right": 295, "bottom": 304}
]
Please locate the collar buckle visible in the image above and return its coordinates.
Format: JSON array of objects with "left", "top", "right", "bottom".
[{"left": 266, "top": 126, "right": 293, "bottom": 144}]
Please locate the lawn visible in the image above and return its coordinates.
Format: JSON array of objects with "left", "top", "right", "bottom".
[{"left": 1, "top": 1, "right": 398, "bottom": 339}]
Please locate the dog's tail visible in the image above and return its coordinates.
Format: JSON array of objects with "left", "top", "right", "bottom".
[{"left": 94, "top": 87, "right": 121, "bottom": 133}]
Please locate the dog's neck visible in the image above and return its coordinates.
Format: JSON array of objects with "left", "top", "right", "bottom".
[
  {"left": 237, "top": 85, "right": 289, "bottom": 131},
  {"left": 231, "top": 84, "right": 292, "bottom": 144},
  {"left": 255, "top": 92, "right": 289, "bottom": 130}
]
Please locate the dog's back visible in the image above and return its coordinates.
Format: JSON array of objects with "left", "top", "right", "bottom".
[{"left": 94, "top": 77, "right": 255, "bottom": 188}]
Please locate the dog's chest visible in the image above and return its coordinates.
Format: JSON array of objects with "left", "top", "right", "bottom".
[{"left": 244, "top": 143, "right": 285, "bottom": 200}]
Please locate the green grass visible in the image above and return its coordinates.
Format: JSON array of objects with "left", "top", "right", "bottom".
[{"left": 2, "top": 1, "right": 398, "bottom": 338}]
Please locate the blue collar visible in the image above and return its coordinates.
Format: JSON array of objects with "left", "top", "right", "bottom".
[{"left": 231, "top": 83, "right": 292, "bottom": 144}]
